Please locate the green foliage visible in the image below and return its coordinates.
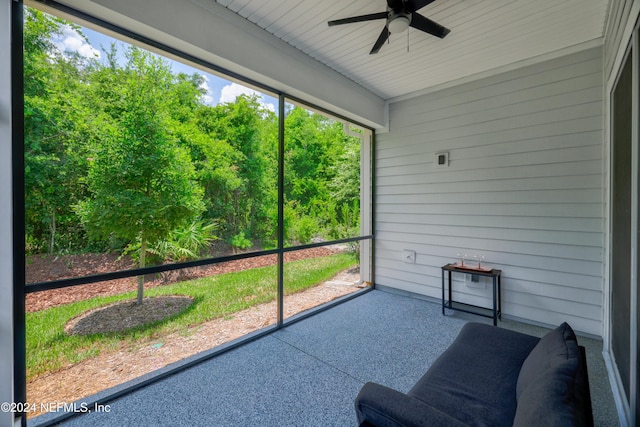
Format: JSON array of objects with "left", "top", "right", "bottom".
[
  {"left": 194, "top": 95, "right": 277, "bottom": 244},
  {"left": 326, "top": 201, "right": 361, "bottom": 259},
  {"left": 75, "top": 47, "right": 206, "bottom": 304},
  {"left": 283, "top": 108, "right": 362, "bottom": 245},
  {"left": 326, "top": 201, "right": 360, "bottom": 240},
  {"left": 292, "top": 216, "right": 318, "bottom": 245},
  {"left": 77, "top": 48, "right": 205, "bottom": 244},
  {"left": 23, "top": 8, "right": 95, "bottom": 253},
  {"left": 24, "top": 8, "right": 363, "bottom": 258},
  {"left": 230, "top": 231, "right": 253, "bottom": 253},
  {"left": 133, "top": 220, "right": 219, "bottom": 263},
  {"left": 329, "top": 133, "right": 361, "bottom": 208}
]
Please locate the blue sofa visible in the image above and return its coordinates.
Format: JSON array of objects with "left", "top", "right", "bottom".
[{"left": 355, "top": 322, "right": 593, "bottom": 426}]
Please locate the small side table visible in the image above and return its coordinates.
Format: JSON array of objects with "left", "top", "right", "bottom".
[{"left": 441, "top": 263, "right": 502, "bottom": 326}]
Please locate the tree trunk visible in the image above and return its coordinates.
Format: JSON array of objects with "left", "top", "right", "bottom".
[
  {"left": 137, "top": 233, "right": 147, "bottom": 305},
  {"left": 49, "top": 209, "right": 56, "bottom": 254}
]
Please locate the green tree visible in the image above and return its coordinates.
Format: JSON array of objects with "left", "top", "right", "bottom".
[
  {"left": 23, "top": 9, "right": 95, "bottom": 253},
  {"left": 194, "top": 95, "right": 276, "bottom": 246},
  {"left": 283, "top": 107, "right": 360, "bottom": 243},
  {"left": 24, "top": 7, "right": 363, "bottom": 260},
  {"left": 77, "top": 47, "right": 204, "bottom": 304},
  {"left": 329, "top": 132, "right": 361, "bottom": 212}
]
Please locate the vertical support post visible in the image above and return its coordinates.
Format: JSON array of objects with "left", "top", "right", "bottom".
[
  {"left": 277, "top": 95, "right": 285, "bottom": 327},
  {"left": 359, "top": 128, "right": 373, "bottom": 284},
  {"left": 630, "top": 27, "right": 639, "bottom": 425},
  {"left": 2, "top": 1, "right": 21, "bottom": 426}
]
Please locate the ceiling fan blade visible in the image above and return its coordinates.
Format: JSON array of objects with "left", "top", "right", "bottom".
[
  {"left": 409, "top": 13, "right": 450, "bottom": 38},
  {"left": 328, "top": 12, "right": 388, "bottom": 27},
  {"left": 370, "top": 26, "right": 390, "bottom": 54},
  {"left": 406, "top": 0, "right": 436, "bottom": 13}
]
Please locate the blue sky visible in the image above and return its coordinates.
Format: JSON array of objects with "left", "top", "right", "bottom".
[{"left": 56, "top": 23, "right": 278, "bottom": 111}]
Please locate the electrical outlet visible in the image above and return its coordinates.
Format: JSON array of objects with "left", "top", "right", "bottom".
[
  {"left": 465, "top": 274, "right": 486, "bottom": 289},
  {"left": 402, "top": 250, "right": 416, "bottom": 264}
]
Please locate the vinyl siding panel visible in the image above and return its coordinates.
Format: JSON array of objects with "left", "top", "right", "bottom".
[{"left": 375, "top": 47, "right": 604, "bottom": 336}]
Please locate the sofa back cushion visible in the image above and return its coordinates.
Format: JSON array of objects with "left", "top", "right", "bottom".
[
  {"left": 516, "top": 322, "right": 579, "bottom": 398},
  {"left": 514, "top": 322, "right": 583, "bottom": 426}
]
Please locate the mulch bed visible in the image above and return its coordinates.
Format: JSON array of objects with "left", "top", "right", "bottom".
[
  {"left": 25, "top": 246, "right": 343, "bottom": 312},
  {"left": 65, "top": 296, "right": 195, "bottom": 335}
]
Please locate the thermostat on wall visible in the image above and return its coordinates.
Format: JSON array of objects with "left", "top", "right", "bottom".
[{"left": 434, "top": 151, "right": 449, "bottom": 168}]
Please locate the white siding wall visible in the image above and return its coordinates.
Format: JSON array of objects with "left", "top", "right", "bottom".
[{"left": 375, "top": 47, "right": 604, "bottom": 336}]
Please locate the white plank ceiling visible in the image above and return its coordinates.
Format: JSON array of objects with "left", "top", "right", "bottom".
[{"left": 215, "top": 0, "right": 609, "bottom": 100}]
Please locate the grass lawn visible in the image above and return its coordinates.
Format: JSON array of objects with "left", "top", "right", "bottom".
[{"left": 27, "top": 253, "right": 357, "bottom": 380}]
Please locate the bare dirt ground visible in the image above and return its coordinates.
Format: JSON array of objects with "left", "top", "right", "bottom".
[{"left": 25, "top": 248, "right": 365, "bottom": 418}]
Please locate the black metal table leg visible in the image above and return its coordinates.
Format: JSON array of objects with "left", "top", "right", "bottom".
[
  {"left": 492, "top": 276, "right": 497, "bottom": 326},
  {"left": 498, "top": 274, "right": 502, "bottom": 320},
  {"left": 442, "top": 269, "right": 445, "bottom": 315},
  {"left": 448, "top": 271, "right": 452, "bottom": 308}
]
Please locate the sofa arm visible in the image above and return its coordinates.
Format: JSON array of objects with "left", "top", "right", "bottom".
[{"left": 355, "top": 382, "right": 468, "bottom": 427}]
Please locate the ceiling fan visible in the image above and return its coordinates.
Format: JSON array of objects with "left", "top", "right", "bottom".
[{"left": 327, "top": 0, "right": 450, "bottom": 54}]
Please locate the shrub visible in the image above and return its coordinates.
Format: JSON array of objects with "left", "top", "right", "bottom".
[
  {"left": 230, "top": 231, "right": 253, "bottom": 253},
  {"left": 149, "top": 220, "right": 218, "bottom": 262},
  {"left": 126, "top": 220, "right": 218, "bottom": 264},
  {"left": 291, "top": 215, "right": 318, "bottom": 245}
]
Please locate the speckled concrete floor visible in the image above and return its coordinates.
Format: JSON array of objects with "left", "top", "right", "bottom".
[{"left": 41, "top": 289, "right": 619, "bottom": 427}]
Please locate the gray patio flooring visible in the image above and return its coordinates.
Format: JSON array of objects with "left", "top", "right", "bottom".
[{"left": 41, "top": 289, "right": 617, "bottom": 426}]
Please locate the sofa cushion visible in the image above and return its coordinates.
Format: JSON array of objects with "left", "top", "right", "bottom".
[
  {"left": 516, "top": 322, "right": 579, "bottom": 400},
  {"left": 355, "top": 382, "right": 468, "bottom": 427},
  {"left": 514, "top": 322, "right": 582, "bottom": 427},
  {"left": 408, "top": 323, "right": 539, "bottom": 427},
  {"left": 513, "top": 364, "right": 579, "bottom": 427}
]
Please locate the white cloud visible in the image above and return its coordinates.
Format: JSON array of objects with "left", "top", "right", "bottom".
[
  {"left": 219, "top": 82, "right": 276, "bottom": 112},
  {"left": 219, "top": 82, "right": 257, "bottom": 103},
  {"left": 198, "top": 74, "right": 214, "bottom": 105},
  {"left": 53, "top": 25, "right": 100, "bottom": 59}
]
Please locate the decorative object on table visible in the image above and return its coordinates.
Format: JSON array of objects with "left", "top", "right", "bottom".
[
  {"left": 453, "top": 252, "right": 491, "bottom": 272},
  {"left": 455, "top": 252, "right": 468, "bottom": 267}
]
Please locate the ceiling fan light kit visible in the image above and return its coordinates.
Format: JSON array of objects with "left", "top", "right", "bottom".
[
  {"left": 327, "top": 0, "right": 450, "bottom": 54},
  {"left": 388, "top": 11, "right": 411, "bottom": 33}
]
